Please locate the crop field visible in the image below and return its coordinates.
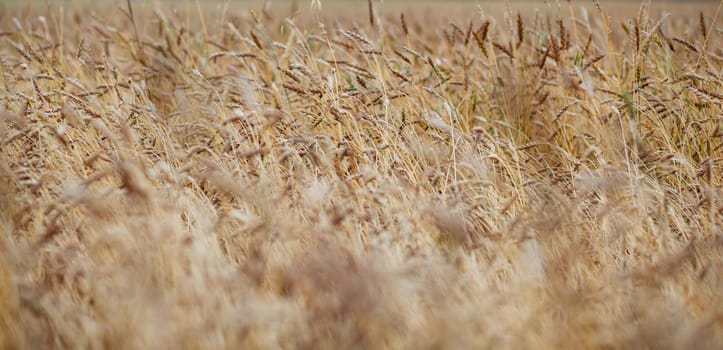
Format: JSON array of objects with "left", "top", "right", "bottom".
[{"left": 0, "top": 0, "right": 721, "bottom": 348}]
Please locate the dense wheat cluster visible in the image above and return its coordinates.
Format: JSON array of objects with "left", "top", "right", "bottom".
[{"left": 0, "top": 0, "right": 721, "bottom": 348}]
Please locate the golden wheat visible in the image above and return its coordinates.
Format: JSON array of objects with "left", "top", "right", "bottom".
[{"left": 0, "top": 0, "right": 721, "bottom": 349}]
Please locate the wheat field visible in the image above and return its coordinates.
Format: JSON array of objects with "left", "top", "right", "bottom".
[{"left": 0, "top": 0, "right": 721, "bottom": 348}]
